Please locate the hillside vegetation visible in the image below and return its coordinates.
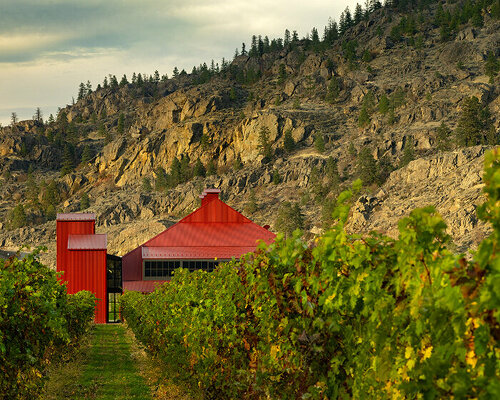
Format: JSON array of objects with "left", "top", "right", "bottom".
[{"left": 0, "top": 0, "right": 499, "bottom": 264}]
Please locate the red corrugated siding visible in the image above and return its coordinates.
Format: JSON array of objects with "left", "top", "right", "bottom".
[
  {"left": 122, "top": 246, "right": 142, "bottom": 281},
  {"left": 56, "top": 220, "right": 95, "bottom": 281},
  {"left": 56, "top": 219, "right": 107, "bottom": 324},
  {"left": 67, "top": 249, "right": 107, "bottom": 324},
  {"left": 123, "top": 280, "right": 164, "bottom": 293},
  {"left": 68, "top": 234, "right": 107, "bottom": 250}
]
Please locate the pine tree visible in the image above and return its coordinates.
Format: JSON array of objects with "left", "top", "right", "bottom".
[
  {"left": 277, "top": 64, "right": 287, "bottom": 84},
  {"left": 284, "top": 29, "right": 291, "bottom": 47},
  {"left": 8, "top": 204, "right": 27, "bottom": 229},
  {"left": 86, "top": 80, "right": 92, "bottom": 95},
  {"left": 81, "top": 144, "right": 92, "bottom": 164},
  {"left": 376, "top": 155, "right": 393, "bottom": 185},
  {"left": 206, "top": 160, "right": 217, "bottom": 176},
  {"left": 77, "top": 82, "right": 86, "bottom": 100},
  {"left": 471, "top": 8, "right": 483, "bottom": 27},
  {"left": 356, "top": 146, "right": 377, "bottom": 185},
  {"left": 60, "top": 145, "right": 75, "bottom": 176},
  {"left": 455, "top": 96, "right": 493, "bottom": 146},
  {"left": 155, "top": 167, "right": 169, "bottom": 191},
  {"left": 137, "top": 73, "right": 143, "bottom": 86},
  {"left": 311, "top": 27, "right": 320, "bottom": 45},
  {"left": 343, "top": 7, "right": 353, "bottom": 33},
  {"left": 244, "top": 188, "right": 258, "bottom": 214},
  {"left": 399, "top": 136, "right": 415, "bottom": 168},
  {"left": 154, "top": 70, "right": 160, "bottom": 83},
  {"left": 120, "top": 74, "right": 128, "bottom": 87},
  {"left": 103, "top": 76, "right": 109, "bottom": 89},
  {"left": 436, "top": 122, "right": 452, "bottom": 151},
  {"left": 283, "top": 129, "right": 295, "bottom": 153},
  {"left": 258, "top": 127, "right": 273, "bottom": 162},
  {"left": 110, "top": 75, "right": 118, "bottom": 89},
  {"left": 314, "top": 131, "right": 325, "bottom": 153},
  {"left": 241, "top": 42, "right": 247, "bottom": 55},
  {"left": 325, "top": 77, "right": 340, "bottom": 103},
  {"left": 98, "top": 122, "right": 106, "bottom": 137},
  {"left": 26, "top": 173, "right": 39, "bottom": 206},
  {"left": 142, "top": 177, "right": 152, "bottom": 193},
  {"left": 80, "top": 192, "right": 90, "bottom": 210},
  {"left": 325, "top": 156, "right": 340, "bottom": 187},
  {"left": 169, "top": 157, "right": 182, "bottom": 186},
  {"left": 200, "top": 134, "right": 210, "bottom": 150},
  {"left": 180, "top": 155, "right": 191, "bottom": 182},
  {"left": 33, "top": 107, "right": 43, "bottom": 123},
  {"left": 173, "top": 67, "right": 179, "bottom": 78},
  {"left": 193, "top": 158, "right": 206, "bottom": 177},
  {"left": 358, "top": 106, "right": 371, "bottom": 127},
  {"left": 256, "top": 35, "right": 263, "bottom": 56},
  {"left": 272, "top": 170, "right": 282, "bottom": 185},
  {"left": 250, "top": 35, "right": 258, "bottom": 56},
  {"left": 10, "top": 112, "right": 18, "bottom": 126},
  {"left": 354, "top": 3, "right": 364, "bottom": 24},
  {"left": 485, "top": 51, "right": 499, "bottom": 83},
  {"left": 324, "top": 18, "right": 339, "bottom": 44},
  {"left": 275, "top": 201, "right": 304, "bottom": 238},
  {"left": 378, "top": 94, "right": 390, "bottom": 114},
  {"left": 58, "top": 110, "right": 68, "bottom": 132}
]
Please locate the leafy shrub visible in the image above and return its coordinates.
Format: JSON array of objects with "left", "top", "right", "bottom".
[
  {"left": 122, "top": 149, "right": 500, "bottom": 399},
  {"left": 0, "top": 249, "right": 95, "bottom": 399}
]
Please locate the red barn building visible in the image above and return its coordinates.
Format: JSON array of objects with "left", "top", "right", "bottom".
[
  {"left": 56, "top": 213, "right": 121, "bottom": 324},
  {"left": 122, "top": 189, "right": 276, "bottom": 292},
  {"left": 56, "top": 189, "right": 274, "bottom": 322}
]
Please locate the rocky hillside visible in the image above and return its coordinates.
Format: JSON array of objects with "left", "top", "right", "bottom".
[{"left": 1, "top": 0, "right": 499, "bottom": 266}]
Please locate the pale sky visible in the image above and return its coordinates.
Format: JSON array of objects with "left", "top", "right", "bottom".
[{"left": 0, "top": 0, "right": 360, "bottom": 126}]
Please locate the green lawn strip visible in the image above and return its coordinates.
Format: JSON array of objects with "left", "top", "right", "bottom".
[{"left": 76, "top": 324, "right": 152, "bottom": 400}]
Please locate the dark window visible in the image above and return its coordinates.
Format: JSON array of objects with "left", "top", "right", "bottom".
[{"left": 144, "top": 259, "right": 227, "bottom": 279}]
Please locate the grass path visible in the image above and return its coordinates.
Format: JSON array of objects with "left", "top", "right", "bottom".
[
  {"left": 43, "top": 325, "right": 151, "bottom": 399},
  {"left": 43, "top": 324, "right": 195, "bottom": 400}
]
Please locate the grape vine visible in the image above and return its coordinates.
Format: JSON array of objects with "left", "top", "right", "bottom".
[{"left": 122, "top": 149, "right": 500, "bottom": 399}]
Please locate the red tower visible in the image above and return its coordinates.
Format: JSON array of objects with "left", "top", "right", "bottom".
[{"left": 56, "top": 213, "right": 107, "bottom": 324}]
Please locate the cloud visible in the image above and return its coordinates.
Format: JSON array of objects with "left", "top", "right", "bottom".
[
  {"left": 0, "top": 0, "right": 358, "bottom": 64},
  {"left": 0, "top": 0, "right": 360, "bottom": 124}
]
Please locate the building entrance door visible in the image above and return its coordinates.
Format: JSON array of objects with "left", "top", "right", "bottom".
[{"left": 106, "top": 254, "right": 122, "bottom": 323}]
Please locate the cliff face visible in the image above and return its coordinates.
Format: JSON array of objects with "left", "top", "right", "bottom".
[
  {"left": 348, "top": 146, "right": 491, "bottom": 252},
  {"left": 0, "top": 4, "right": 499, "bottom": 266}
]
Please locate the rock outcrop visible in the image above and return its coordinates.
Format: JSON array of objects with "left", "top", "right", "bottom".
[{"left": 0, "top": 4, "right": 498, "bottom": 266}]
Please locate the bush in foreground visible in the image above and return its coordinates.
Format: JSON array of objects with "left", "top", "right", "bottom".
[
  {"left": 122, "top": 149, "right": 499, "bottom": 399},
  {"left": 0, "top": 250, "right": 95, "bottom": 399}
]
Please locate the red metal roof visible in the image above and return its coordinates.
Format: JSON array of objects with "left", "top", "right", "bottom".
[
  {"left": 137, "top": 198, "right": 275, "bottom": 260},
  {"left": 123, "top": 280, "right": 165, "bottom": 293},
  {"left": 146, "top": 223, "right": 273, "bottom": 247},
  {"left": 57, "top": 213, "right": 96, "bottom": 221},
  {"left": 121, "top": 192, "right": 276, "bottom": 291},
  {"left": 142, "top": 246, "right": 257, "bottom": 259},
  {"left": 68, "top": 234, "right": 107, "bottom": 250}
]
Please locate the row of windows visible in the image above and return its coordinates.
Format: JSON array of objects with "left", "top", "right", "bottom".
[
  {"left": 144, "top": 260, "right": 222, "bottom": 279},
  {"left": 107, "top": 259, "right": 122, "bottom": 290}
]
